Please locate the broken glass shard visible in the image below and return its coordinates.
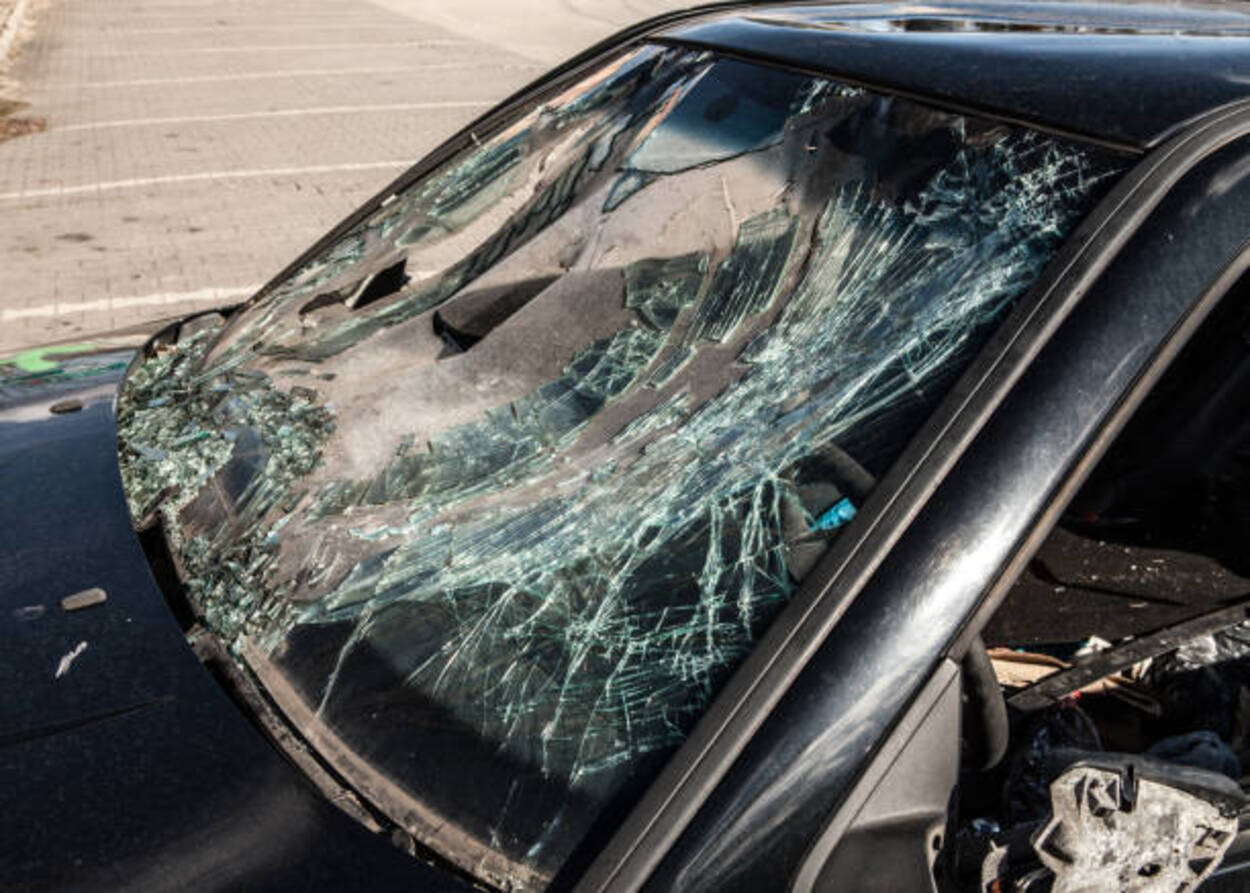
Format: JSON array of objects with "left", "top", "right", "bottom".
[
  {"left": 625, "top": 59, "right": 811, "bottom": 173},
  {"left": 686, "top": 208, "right": 798, "bottom": 343},
  {"left": 623, "top": 252, "right": 707, "bottom": 330}
]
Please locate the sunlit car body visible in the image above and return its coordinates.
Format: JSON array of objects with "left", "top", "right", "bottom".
[{"left": 6, "top": 2, "right": 1250, "bottom": 891}]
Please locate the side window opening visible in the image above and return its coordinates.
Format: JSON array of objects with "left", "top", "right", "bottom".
[{"left": 953, "top": 273, "right": 1250, "bottom": 891}]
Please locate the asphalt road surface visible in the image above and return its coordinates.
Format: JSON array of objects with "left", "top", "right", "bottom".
[{"left": 0, "top": 0, "right": 688, "bottom": 352}]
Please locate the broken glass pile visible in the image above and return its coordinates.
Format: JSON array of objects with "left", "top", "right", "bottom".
[{"left": 117, "top": 44, "right": 1125, "bottom": 890}]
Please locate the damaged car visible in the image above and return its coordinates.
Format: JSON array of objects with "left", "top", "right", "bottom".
[{"left": 7, "top": 1, "right": 1250, "bottom": 890}]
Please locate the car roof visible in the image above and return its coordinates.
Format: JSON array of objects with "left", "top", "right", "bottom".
[{"left": 656, "top": 0, "right": 1250, "bottom": 150}]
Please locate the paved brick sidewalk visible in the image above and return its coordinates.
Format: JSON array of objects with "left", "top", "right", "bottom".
[
  {"left": 374, "top": 0, "right": 707, "bottom": 65},
  {"left": 0, "top": 0, "right": 686, "bottom": 352},
  {"left": 0, "top": 0, "right": 26, "bottom": 62}
]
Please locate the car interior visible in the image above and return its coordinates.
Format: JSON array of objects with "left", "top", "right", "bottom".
[{"left": 939, "top": 272, "right": 1250, "bottom": 890}]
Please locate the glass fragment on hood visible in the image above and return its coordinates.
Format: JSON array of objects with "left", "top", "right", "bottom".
[{"left": 117, "top": 44, "right": 1127, "bottom": 890}]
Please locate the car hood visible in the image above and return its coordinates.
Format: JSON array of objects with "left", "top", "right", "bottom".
[{"left": 0, "top": 343, "right": 471, "bottom": 891}]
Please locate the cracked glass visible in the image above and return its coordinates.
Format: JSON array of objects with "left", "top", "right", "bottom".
[{"left": 116, "top": 45, "right": 1127, "bottom": 889}]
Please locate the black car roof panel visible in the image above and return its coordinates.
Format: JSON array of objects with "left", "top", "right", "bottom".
[{"left": 658, "top": 1, "right": 1250, "bottom": 148}]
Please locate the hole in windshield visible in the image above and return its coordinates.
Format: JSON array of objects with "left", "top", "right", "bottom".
[{"left": 349, "top": 258, "right": 410, "bottom": 310}]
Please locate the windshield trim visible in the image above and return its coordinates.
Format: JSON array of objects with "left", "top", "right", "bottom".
[{"left": 238, "top": 639, "right": 549, "bottom": 890}]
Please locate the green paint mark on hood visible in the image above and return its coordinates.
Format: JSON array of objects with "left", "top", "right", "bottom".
[{"left": 3, "top": 343, "right": 100, "bottom": 373}]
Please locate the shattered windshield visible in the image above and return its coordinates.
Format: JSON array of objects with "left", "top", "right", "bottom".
[{"left": 116, "top": 45, "right": 1126, "bottom": 889}]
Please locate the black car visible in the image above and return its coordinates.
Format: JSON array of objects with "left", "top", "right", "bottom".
[{"left": 7, "top": 2, "right": 1250, "bottom": 890}]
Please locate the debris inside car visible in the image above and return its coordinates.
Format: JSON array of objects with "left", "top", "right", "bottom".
[{"left": 947, "top": 286, "right": 1250, "bottom": 892}]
